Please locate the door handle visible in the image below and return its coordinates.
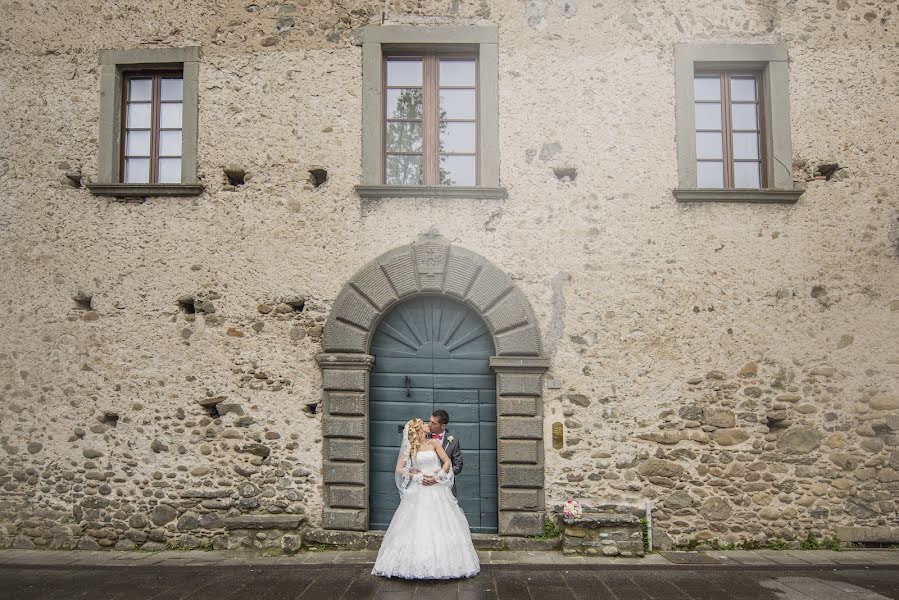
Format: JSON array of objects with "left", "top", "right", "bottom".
[{"left": 404, "top": 375, "right": 412, "bottom": 397}]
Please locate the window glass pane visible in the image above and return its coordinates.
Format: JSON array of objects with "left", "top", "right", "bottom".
[
  {"left": 731, "top": 103, "right": 758, "bottom": 130},
  {"left": 439, "top": 60, "right": 476, "bottom": 86},
  {"left": 157, "top": 158, "right": 181, "bottom": 183},
  {"left": 696, "top": 161, "right": 724, "bottom": 188},
  {"left": 129, "top": 78, "right": 152, "bottom": 102},
  {"left": 158, "top": 130, "right": 182, "bottom": 157},
  {"left": 386, "top": 122, "right": 422, "bottom": 153},
  {"left": 439, "top": 89, "right": 476, "bottom": 120},
  {"left": 693, "top": 76, "right": 721, "bottom": 101},
  {"left": 734, "top": 161, "right": 761, "bottom": 188},
  {"left": 386, "top": 154, "right": 422, "bottom": 185},
  {"left": 695, "top": 132, "right": 723, "bottom": 159},
  {"left": 124, "top": 158, "right": 150, "bottom": 183},
  {"left": 439, "top": 155, "right": 476, "bottom": 186},
  {"left": 730, "top": 77, "right": 757, "bottom": 101},
  {"left": 160, "top": 77, "right": 184, "bottom": 101},
  {"left": 386, "top": 59, "right": 423, "bottom": 87},
  {"left": 159, "top": 103, "right": 183, "bottom": 129},
  {"left": 732, "top": 132, "right": 759, "bottom": 159},
  {"left": 439, "top": 122, "right": 476, "bottom": 154},
  {"left": 694, "top": 103, "right": 721, "bottom": 130},
  {"left": 126, "top": 103, "right": 151, "bottom": 128},
  {"left": 125, "top": 130, "right": 151, "bottom": 156},
  {"left": 386, "top": 88, "right": 423, "bottom": 120}
]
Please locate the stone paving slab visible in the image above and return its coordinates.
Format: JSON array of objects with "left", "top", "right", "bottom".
[{"left": 2, "top": 563, "right": 899, "bottom": 600}]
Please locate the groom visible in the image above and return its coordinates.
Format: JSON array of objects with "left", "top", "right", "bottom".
[{"left": 422, "top": 409, "right": 463, "bottom": 496}]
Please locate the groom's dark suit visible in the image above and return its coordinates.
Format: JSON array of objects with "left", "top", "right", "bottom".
[{"left": 437, "top": 429, "right": 463, "bottom": 497}]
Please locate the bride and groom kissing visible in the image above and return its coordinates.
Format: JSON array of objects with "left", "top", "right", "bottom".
[{"left": 371, "top": 410, "right": 481, "bottom": 580}]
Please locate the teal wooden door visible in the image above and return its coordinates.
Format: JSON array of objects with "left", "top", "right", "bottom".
[{"left": 369, "top": 296, "right": 498, "bottom": 533}]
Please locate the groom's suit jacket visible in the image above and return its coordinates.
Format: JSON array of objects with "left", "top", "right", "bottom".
[{"left": 440, "top": 430, "right": 463, "bottom": 497}]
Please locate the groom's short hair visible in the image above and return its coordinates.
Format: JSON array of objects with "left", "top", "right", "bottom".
[{"left": 432, "top": 410, "right": 449, "bottom": 425}]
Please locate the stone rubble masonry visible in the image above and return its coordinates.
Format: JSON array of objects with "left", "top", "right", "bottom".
[{"left": 0, "top": 0, "right": 898, "bottom": 552}]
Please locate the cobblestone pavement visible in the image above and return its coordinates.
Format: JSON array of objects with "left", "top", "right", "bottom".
[{"left": 2, "top": 564, "right": 899, "bottom": 599}]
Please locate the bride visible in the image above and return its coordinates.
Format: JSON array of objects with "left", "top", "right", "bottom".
[{"left": 371, "top": 418, "right": 480, "bottom": 579}]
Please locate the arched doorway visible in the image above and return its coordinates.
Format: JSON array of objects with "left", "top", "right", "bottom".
[
  {"left": 368, "top": 296, "right": 497, "bottom": 532},
  {"left": 316, "top": 231, "right": 549, "bottom": 536}
]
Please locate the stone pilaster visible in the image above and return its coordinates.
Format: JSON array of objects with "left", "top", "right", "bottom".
[
  {"left": 490, "top": 356, "right": 549, "bottom": 536},
  {"left": 316, "top": 352, "right": 375, "bottom": 531}
]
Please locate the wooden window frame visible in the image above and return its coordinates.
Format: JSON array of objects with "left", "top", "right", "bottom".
[
  {"left": 693, "top": 69, "right": 767, "bottom": 189},
  {"left": 119, "top": 69, "right": 184, "bottom": 184},
  {"left": 382, "top": 52, "right": 479, "bottom": 186}
]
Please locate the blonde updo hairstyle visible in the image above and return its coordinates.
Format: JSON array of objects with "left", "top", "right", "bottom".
[{"left": 406, "top": 418, "right": 428, "bottom": 460}]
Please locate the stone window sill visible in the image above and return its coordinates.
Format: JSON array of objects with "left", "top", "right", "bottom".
[
  {"left": 87, "top": 183, "right": 205, "bottom": 198},
  {"left": 355, "top": 185, "right": 506, "bottom": 200},
  {"left": 674, "top": 188, "right": 803, "bottom": 203}
]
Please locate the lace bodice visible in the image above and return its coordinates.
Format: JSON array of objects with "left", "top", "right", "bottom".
[{"left": 412, "top": 450, "right": 440, "bottom": 475}]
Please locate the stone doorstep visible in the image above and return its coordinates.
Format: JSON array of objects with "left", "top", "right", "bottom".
[{"left": 302, "top": 528, "right": 560, "bottom": 551}]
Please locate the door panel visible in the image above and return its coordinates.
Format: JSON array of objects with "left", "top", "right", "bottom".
[{"left": 368, "top": 296, "right": 497, "bottom": 533}]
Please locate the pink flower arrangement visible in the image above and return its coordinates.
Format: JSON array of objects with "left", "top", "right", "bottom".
[{"left": 562, "top": 498, "right": 583, "bottom": 519}]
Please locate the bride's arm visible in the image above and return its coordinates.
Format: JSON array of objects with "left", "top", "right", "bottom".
[{"left": 433, "top": 441, "right": 452, "bottom": 473}]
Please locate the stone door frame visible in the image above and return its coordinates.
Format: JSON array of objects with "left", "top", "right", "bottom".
[{"left": 316, "top": 231, "right": 549, "bottom": 536}]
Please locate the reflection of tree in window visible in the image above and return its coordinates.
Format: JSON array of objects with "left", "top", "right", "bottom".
[
  {"left": 386, "top": 89, "right": 422, "bottom": 185},
  {"left": 437, "top": 107, "right": 451, "bottom": 185}
]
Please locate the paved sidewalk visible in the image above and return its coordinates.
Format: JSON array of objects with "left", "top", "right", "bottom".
[{"left": 1, "top": 548, "right": 898, "bottom": 569}]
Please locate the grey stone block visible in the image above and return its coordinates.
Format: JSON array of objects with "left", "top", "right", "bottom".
[
  {"left": 327, "top": 393, "right": 366, "bottom": 416},
  {"left": 380, "top": 248, "right": 418, "bottom": 297},
  {"left": 321, "top": 321, "right": 368, "bottom": 353},
  {"left": 466, "top": 263, "right": 512, "bottom": 312},
  {"left": 499, "top": 511, "right": 545, "bottom": 536},
  {"left": 496, "top": 373, "right": 543, "bottom": 396},
  {"left": 498, "top": 396, "right": 539, "bottom": 416},
  {"left": 331, "top": 287, "right": 380, "bottom": 331},
  {"left": 327, "top": 485, "right": 367, "bottom": 509},
  {"left": 322, "top": 508, "right": 367, "bottom": 531},
  {"left": 499, "top": 488, "right": 544, "bottom": 510},
  {"left": 323, "top": 461, "right": 366, "bottom": 484},
  {"left": 325, "top": 438, "right": 366, "bottom": 462},
  {"left": 495, "top": 324, "right": 542, "bottom": 356},
  {"left": 500, "top": 464, "right": 544, "bottom": 488},
  {"left": 498, "top": 416, "right": 543, "bottom": 440},
  {"left": 835, "top": 525, "right": 899, "bottom": 543},
  {"left": 483, "top": 288, "right": 530, "bottom": 333},
  {"left": 499, "top": 439, "right": 540, "bottom": 464},
  {"left": 444, "top": 246, "right": 481, "bottom": 298},
  {"left": 321, "top": 369, "right": 367, "bottom": 391},
  {"left": 413, "top": 237, "right": 449, "bottom": 291},
  {"left": 323, "top": 416, "right": 366, "bottom": 439},
  {"left": 352, "top": 261, "right": 398, "bottom": 310}
]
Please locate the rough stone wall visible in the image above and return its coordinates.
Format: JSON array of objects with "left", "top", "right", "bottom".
[{"left": 0, "top": 0, "right": 897, "bottom": 550}]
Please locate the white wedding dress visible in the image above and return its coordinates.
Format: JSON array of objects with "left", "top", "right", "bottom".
[{"left": 371, "top": 449, "right": 480, "bottom": 579}]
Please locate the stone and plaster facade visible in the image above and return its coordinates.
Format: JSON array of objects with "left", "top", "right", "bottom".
[{"left": 0, "top": 0, "right": 898, "bottom": 553}]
